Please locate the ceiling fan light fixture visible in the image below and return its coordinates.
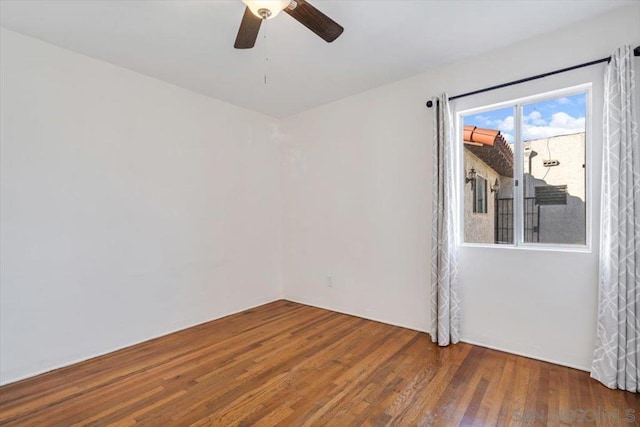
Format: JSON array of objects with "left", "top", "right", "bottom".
[
  {"left": 234, "top": 0, "right": 343, "bottom": 49},
  {"left": 242, "top": 0, "right": 290, "bottom": 20}
]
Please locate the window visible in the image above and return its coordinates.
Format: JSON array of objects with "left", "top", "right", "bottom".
[
  {"left": 473, "top": 176, "right": 487, "bottom": 214},
  {"left": 459, "top": 85, "right": 589, "bottom": 248}
]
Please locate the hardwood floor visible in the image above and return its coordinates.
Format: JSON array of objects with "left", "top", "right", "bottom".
[{"left": 0, "top": 300, "right": 638, "bottom": 426}]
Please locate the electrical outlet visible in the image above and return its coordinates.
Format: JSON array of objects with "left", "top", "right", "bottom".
[{"left": 326, "top": 275, "right": 334, "bottom": 288}]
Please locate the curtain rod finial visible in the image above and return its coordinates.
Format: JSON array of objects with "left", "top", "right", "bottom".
[{"left": 426, "top": 100, "right": 433, "bottom": 108}]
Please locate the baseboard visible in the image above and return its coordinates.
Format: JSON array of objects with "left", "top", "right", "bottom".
[
  {"left": 282, "top": 298, "right": 429, "bottom": 334},
  {"left": 457, "top": 338, "right": 589, "bottom": 372}
]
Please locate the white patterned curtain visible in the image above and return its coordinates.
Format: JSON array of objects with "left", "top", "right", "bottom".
[
  {"left": 430, "top": 94, "right": 460, "bottom": 346},
  {"left": 591, "top": 45, "right": 640, "bottom": 392}
]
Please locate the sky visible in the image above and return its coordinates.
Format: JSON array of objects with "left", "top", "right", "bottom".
[{"left": 463, "top": 93, "right": 586, "bottom": 143}]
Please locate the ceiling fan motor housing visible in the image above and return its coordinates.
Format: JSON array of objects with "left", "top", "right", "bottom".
[
  {"left": 257, "top": 8, "right": 271, "bottom": 19},
  {"left": 242, "top": 0, "right": 291, "bottom": 20}
]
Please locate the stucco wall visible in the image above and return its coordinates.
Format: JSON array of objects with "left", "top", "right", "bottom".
[
  {"left": 524, "top": 133, "right": 585, "bottom": 200},
  {"left": 525, "top": 132, "right": 586, "bottom": 244},
  {"left": 463, "top": 150, "right": 500, "bottom": 244}
]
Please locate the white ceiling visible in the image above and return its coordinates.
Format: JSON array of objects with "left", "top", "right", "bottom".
[{"left": 0, "top": 0, "right": 634, "bottom": 117}]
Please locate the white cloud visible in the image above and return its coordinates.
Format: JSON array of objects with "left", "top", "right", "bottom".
[
  {"left": 494, "top": 115, "right": 514, "bottom": 133},
  {"left": 495, "top": 111, "right": 586, "bottom": 141},
  {"left": 556, "top": 97, "right": 571, "bottom": 105},
  {"left": 523, "top": 112, "right": 585, "bottom": 140},
  {"left": 548, "top": 112, "right": 585, "bottom": 130},
  {"left": 524, "top": 110, "right": 546, "bottom": 126}
]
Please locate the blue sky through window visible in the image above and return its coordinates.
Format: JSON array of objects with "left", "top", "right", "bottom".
[{"left": 463, "top": 93, "right": 586, "bottom": 143}]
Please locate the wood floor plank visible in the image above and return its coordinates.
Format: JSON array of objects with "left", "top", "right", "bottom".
[{"left": 1, "top": 300, "right": 638, "bottom": 426}]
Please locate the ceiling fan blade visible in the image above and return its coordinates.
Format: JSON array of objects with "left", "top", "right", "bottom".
[
  {"left": 234, "top": 7, "right": 262, "bottom": 49},
  {"left": 284, "top": 0, "right": 343, "bottom": 43}
]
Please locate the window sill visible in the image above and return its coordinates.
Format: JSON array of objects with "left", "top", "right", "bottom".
[{"left": 458, "top": 242, "right": 592, "bottom": 254}]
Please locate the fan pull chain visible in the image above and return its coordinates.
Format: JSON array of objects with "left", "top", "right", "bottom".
[{"left": 263, "top": 21, "right": 268, "bottom": 85}]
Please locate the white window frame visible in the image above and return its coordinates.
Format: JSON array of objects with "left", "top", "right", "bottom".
[{"left": 456, "top": 83, "right": 592, "bottom": 252}]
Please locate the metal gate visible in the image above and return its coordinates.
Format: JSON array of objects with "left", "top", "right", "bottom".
[{"left": 495, "top": 197, "right": 539, "bottom": 244}]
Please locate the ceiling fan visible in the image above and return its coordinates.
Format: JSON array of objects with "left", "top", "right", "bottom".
[{"left": 234, "top": 0, "right": 344, "bottom": 49}]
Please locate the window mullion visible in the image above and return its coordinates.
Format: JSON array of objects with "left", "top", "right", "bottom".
[{"left": 514, "top": 104, "right": 524, "bottom": 246}]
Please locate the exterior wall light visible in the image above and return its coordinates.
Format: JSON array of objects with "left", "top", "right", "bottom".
[
  {"left": 465, "top": 168, "right": 477, "bottom": 187},
  {"left": 490, "top": 179, "right": 500, "bottom": 193}
]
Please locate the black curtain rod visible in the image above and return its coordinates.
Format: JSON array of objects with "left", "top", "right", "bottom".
[{"left": 426, "top": 45, "right": 640, "bottom": 108}]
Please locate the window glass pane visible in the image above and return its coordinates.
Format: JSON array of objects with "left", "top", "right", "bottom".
[
  {"left": 474, "top": 177, "right": 487, "bottom": 214},
  {"left": 462, "top": 106, "right": 515, "bottom": 244},
  {"left": 521, "top": 93, "right": 587, "bottom": 245}
]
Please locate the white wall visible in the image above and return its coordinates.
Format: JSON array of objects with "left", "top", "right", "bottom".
[
  {"left": 0, "top": 29, "right": 283, "bottom": 384},
  {"left": 280, "top": 4, "right": 640, "bottom": 370}
]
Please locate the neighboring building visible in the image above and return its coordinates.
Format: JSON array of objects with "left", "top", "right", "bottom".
[
  {"left": 522, "top": 133, "right": 586, "bottom": 244},
  {"left": 463, "top": 126, "right": 513, "bottom": 244},
  {"left": 463, "top": 126, "right": 586, "bottom": 245}
]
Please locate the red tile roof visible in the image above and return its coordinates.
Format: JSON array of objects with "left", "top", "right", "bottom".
[
  {"left": 463, "top": 125, "right": 514, "bottom": 177},
  {"left": 463, "top": 125, "right": 500, "bottom": 146}
]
